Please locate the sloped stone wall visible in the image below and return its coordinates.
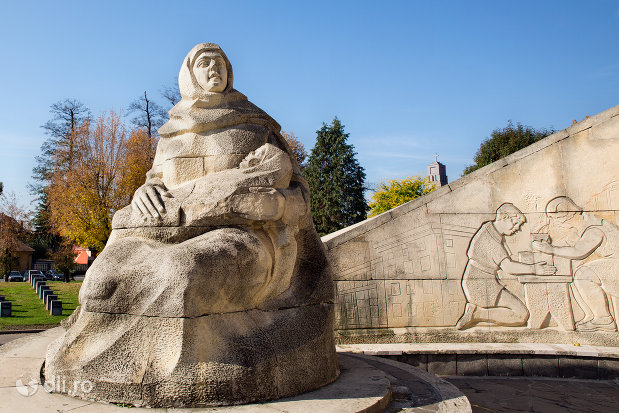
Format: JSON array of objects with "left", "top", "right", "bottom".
[{"left": 324, "top": 104, "right": 619, "bottom": 346}]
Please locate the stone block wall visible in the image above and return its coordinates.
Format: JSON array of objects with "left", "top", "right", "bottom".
[{"left": 324, "top": 104, "right": 619, "bottom": 346}]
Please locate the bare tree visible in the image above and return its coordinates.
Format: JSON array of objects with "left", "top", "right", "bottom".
[
  {"left": 0, "top": 191, "right": 30, "bottom": 279},
  {"left": 127, "top": 91, "right": 167, "bottom": 143},
  {"left": 161, "top": 77, "right": 181, "bottom": 108}
]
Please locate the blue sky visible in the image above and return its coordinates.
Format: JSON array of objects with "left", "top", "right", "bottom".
[{"left": 1, "top": 1, "right": 618, "bottom": 208}]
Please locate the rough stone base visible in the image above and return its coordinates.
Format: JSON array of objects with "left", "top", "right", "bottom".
[
  {"left": 0, "top": 329, "right": 471, "bottom": 412},
  {"left": 45, "top": 304, "right": 339, "bottom": 407}
]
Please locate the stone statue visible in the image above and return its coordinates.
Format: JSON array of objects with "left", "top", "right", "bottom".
[
  {"left": 456, "top": 203, "right": 556, "bottom": 329},
  {"left": 533, "top": 196, "right": 619, "bottom": 332},
  {"left": 45, "top": 43, "right": 339, "bottom": 407}
]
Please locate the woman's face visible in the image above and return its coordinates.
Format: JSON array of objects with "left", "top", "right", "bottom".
[{"left": 193, "top": 51, "right": 228, "bottom": 93}]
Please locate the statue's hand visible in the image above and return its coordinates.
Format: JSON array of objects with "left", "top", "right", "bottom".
[
  {"left": 532, "top": 240, "right": 554, "bottom": 254},
  {"left": 131, "top": 183, "right": 172, "bottom": 218},
  {"left": 534, "top": 261, "right": 557, "bottom": 276}
]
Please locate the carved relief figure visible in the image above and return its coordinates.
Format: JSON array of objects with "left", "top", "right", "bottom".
[
  {"left": 533, "top": 196, "right": 619, "bottom": 332},
  {"left": 45, "top": 43, "right": 338, "bottom": 407},
  {"left": 457, "top": 203, "right": 556, "bottom": 329}
]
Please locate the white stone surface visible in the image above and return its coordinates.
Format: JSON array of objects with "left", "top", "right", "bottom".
[
  {"left": 336, "top": 342, "right": 619, "bottom": 358},
  {"left": 326, "top": 104, "right": 619, "bottom": 346},
  {"left": 45, "top": 43, "right": 338, "bottom": 407}
]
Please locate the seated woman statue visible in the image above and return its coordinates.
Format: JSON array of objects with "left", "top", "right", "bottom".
[{"left": 45, "top": 43, "right": 339, "bottom": 408}]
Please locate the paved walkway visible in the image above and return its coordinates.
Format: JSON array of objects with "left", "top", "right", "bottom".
[
  {"left": 2, "top": 332, "right": 619, "bottom": 412},
  {"left": 446, "top": 376, "right": 619, "bottom": 413},
  {"left": 0, "top": 333, "right": 32, "bottom": 345}
]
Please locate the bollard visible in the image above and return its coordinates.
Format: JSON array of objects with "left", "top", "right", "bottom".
[
  {"left": 34, "top": 281, "right": 41, "bottom": 293},
  {"left": 31, "top": 277, "right": 42, "bottom": 287},
  {"left": 50, "top": 300, "right": 62, "bottom": 316},
  {"left": 36, "top": 281, "right": 47, "bottom": 295},
  {"left": 45, "top": 294, "right": 58, "bottom": 311},
  {"left": 38, "top": 285, "right": 51, "bottom": 299},
  {"left": 0, "top": 302, "right": 11, "bottom": 317},
  {"left": 42, "top": 289, "right": 53, "bottom": 303}
]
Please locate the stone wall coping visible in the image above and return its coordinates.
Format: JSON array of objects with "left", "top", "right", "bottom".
[{"left": 336, "top": 342, "right": 619, "bottom": 359}]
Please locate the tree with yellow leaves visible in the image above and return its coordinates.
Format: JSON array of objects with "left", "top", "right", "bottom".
[
  {"left": 368, "top": 176, "right": 436, "bottom": 217},
  {"left": 117, "top": 128, "right": 158, "bottom": 204},
  {"left": 281, "top": 131, "right": 307, "bottom": 168},
  {"left": 48, "top": 111, "right": 129, "bottom": 250}
]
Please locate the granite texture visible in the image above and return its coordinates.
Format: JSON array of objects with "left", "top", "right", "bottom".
[{"left": 45, "top": 43, "right": 338, "bottom": 407}]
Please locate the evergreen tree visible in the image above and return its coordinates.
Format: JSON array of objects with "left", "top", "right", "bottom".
[
  {"left": 305, "top": 118, "right": 367, "bottom": 235},
  {"left": 26, "top": 192, "right": 61, "bottom": 260}
]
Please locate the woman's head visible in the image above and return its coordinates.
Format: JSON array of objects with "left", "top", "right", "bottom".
[{"left": 178, "top": 43, "right": 234, "bottom": 99}]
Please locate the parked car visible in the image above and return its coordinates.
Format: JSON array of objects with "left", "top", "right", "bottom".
[
  {"left": 8, "top": 271, "right": 24, "bottom": 282},
  {"left": 23, "top": 269, "right": 43, "bottom": 282},
  {"left": 46, "top": 270, "right": 64, "bottom": 281}
]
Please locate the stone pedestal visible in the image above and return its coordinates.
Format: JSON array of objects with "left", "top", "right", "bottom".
[
  {"left": 41, "top": 289, "right": 53, "bottom": 304},
  {"left": 35, "top": 281, "right": 46, "bottom": 295},
  {"left": 38, "top": 286, "right": 50, "bottom": 299},
  {"left": 0, "top": 302, "right": 11, "bottom": 317},
  {"left": 45, "top": 294, "right": 58, "bottom": 311},
  {"left": 50, "top": 301, "right": 62, "bottom": 316}
]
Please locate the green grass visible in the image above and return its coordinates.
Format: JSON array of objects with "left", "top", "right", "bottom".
[{"left": 0, "top": 281, "right": 82, "bottom": 330}]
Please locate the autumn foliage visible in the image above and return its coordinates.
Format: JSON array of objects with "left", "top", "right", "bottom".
[
  {"left": 368, "top": 176, "right": 436, "bottom": 217},
  {"left": 46, "top": 112, "right": 157, "bottom": 250},
  {"left": 119, "top": 128, "right": 158, "bottom": 202},
  {"left": 280, "top": 131, "right": 307, "bottom": 168},
  {"left": 0, "top": 192, "right": 30, "bottom": 276}
]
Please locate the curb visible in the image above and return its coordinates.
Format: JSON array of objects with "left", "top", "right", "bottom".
[{"left": 0, "top": 329, "right": 47, "bottom": 335}]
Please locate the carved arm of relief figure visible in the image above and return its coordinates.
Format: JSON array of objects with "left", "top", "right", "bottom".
[
  {"left": 500, "top": 257, "right": 557, "bottom": 276},
  {"left": 532, "top": 227, "right": 604, "bottom": 260}
]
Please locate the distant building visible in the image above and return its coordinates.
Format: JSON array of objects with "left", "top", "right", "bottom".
[
  {"left": 427, "top": 154, "right": 448, "bottom": 186},
  {"left": 11, "top": 240, "right": 34, "bottom": 272},
  {"left": 0, "top": 213, "right": 34, "bottom": 272},
  {"left": 73, "top": 246, "right": 97, "bottom": 274},
  {"left": 33, "top": 259, "right": 54, "bottom": 273}
]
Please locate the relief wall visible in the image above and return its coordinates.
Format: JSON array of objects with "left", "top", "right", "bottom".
[{"left": 324, "top": 104, "right": 619, "bottom": 345}]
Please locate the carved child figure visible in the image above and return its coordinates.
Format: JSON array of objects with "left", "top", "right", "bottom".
[{"left": 457, "top": 203, "right": 556, "bottom": 329}]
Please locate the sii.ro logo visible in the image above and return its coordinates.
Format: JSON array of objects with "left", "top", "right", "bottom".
[
  {"left": 15, "top": 374, "right": 38, "bottom": 397},
  {"left": 15, "top": 374, "right": 94, "bottom": 397}
]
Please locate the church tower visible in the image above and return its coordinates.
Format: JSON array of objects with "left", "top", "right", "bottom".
[{"left": 427, "top": 153, "right": 448, "bottom": 186}]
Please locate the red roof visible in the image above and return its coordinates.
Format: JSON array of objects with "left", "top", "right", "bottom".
[{"left": 74, "top": 249, "right": 89, "bottom": 264}]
